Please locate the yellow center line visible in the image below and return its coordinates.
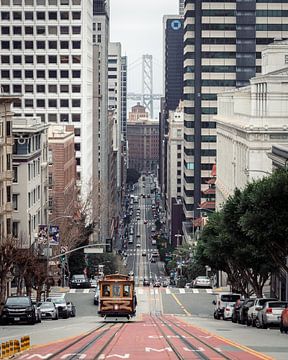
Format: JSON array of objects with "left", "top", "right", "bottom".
[
  {"left": 171, "top": 293, "right": 191, "bottom": 316},
  {"left": 176, "top": 317, "right": 274, "bottom": 360}
]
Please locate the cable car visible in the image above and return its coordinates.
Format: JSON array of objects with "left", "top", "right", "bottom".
[{"left": 98, "top": 274, "right": 137, "bottom": 320}]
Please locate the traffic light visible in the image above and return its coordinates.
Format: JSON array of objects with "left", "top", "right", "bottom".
[
  {"left": 60, "top": 254, "right": 66, "bottom": 263},
  {"left": 106, "top": 238, "right": 112, "bottom": 253}
]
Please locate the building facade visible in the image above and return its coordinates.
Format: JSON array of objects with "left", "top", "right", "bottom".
[
  {"left": 0, "top": 95, "right": 16, "bottom": 244},
  {"left": 183, "top": 0, "right": 288, "bottom": 220},
  {"left": 48, "top": 125, "right": 76, "bottom": 223},
  {"left": 216, "top": 40, "right": 288, "bottom": 208},
  {"left": 0, "top": 0, "right": 94, "bottom": 199},
  {"left": 127, "top": 119, "right": 159, "bottom": 174},
  {"left": 128, "top": 103, "right": 148, "bottom": 122},
  {"left": 12, "top": 117, "right": 49, "bottom": 248}
]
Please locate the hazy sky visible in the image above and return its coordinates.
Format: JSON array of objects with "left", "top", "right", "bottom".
[{"left": 110, "top": 0, "right": 179, "bottom": 96}]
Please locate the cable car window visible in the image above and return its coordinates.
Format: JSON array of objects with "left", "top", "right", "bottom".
[
  {"left": 103, "top": 285, "right": 110, "bottom": 297},
  {"left": 123, "top": 285, "right": 130, "bottom": 297},
  {"left": 113, "top": 284, "right": 121, "bottom": 297}
]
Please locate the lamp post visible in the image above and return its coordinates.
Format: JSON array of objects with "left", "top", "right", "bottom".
[{"left": 174, "top": 233, "right": 182, "bottom": 248}]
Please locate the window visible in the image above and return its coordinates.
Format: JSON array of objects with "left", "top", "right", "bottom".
[
  {"left": 60, "top": 11, "right": 69, "bottom": 20},
  {"left": 60, "top": 99, "right": 69, "bottom": 107},
  {"left": 13, "top": 27, "right": 22, "bottom": 35},
  {"left": 72, "top": 99, "right": 80, "bottom": 107},
  {"left": 48, "top": 41, "right": 57, "bottom": 49},
  {"left": 72, "top": 0, "right": 80, "bottom": 4},
  {"left": 60, "top": 114, "right": 69, "bottom": 122},
  {"left": 37, "top": 12, "right": 45, "bottom": 20},
  {"left": 123, "top": 285, "right": 130, "bottom": 297},
  {"left": 97, "top": 23, "right": 101, "bottom": 31},
  {"left": 1, "top": 41, "right": 10, "bottom": 50},
  {"left": 48, "top": 84, "right": 57, "bottom": 93},
  {"left": 72, "top": 11, "right": 81, "bottom": 20},
  {"left": 37, "top": 0, "right": 45, "bottom": 4},
  {"left": 60, "top": 41, "right": 69, "bottom": 49},
  {"left": 59, "top": 55, "right": 69, "bottom": 64},
  {"left": 48, "top": 55, "right": 57, "bottom": 64},
  {"left": 25, "top": 84, "right": 33, "bottom": 92},
  {"left": 2, "top": 85, "right": 10, "bottom": 93},
  {"left": 25, "top": 0, "right": 34, "bottom": 4},
  {"left": 37, "top": 70, "right": 45, "bottom": 78},
  {"left": 13, "top": 98, "right": 21, "bottom": 107},
  {"left": 72, "top": 70, "right": 80, "bottom": 78},
  {"left": 13, "top": 84, "right": 22, "bottom": 93},
  {"left": 25, "top": 11, "right": 33, "bottom": 20},
  {"left": 37, "top": 55, "right": 45, "bottom": 63},
  {"left": 48, "top": 99, "right": 57, "bottom": 107},
  {"left": 25, "top": 26, "right": 33, "bottom": 35},
  {"left": 1, "top": 12, "right": 10, "bottom": 20},
  {"left": 74, "top": 143, "right": 80, "bottom": 151},
  {"left": 48, "top": 114, "right": 57, "bottom": 122},
  {"left": 1, "top": 0, "right": 10, "bottom": 5},
  {"left": 60, "top": 84, "right": 69, "bottom": 92},
  {"left": 36, "top": 84, "right": 45, "bottom": 93},
  {"left": 76, "top": 158, "right": 80, "bottom": 165},
  {"left": 72, "top": 41, "right": 81, "bottom": 49},
  {"left": 13, "top": 12, "right": 22, "bottom": 20},
  {"left": 49, "top": 11, "right": 57, "bottom": 20},
  {"left": 13, "top": 70, "right": 22, "bottom": 78},
  {"left": 25, "top": 41, "right": 34, "bottom": 49},
  {"left": 37, "top": 26, "right": 45, "bottom": 35},
  {"left": 1, "top": 55, "right": 10, "bottom": 64},
  {"left": 60, "top": 26, "right": 69, "bottom": 34},
  {"left": 13, "top": 166, "right": 18, "bottom": 183},
  {"left": 13, "top": 41, "right": 22, "bottom": 50},
  {"left": 60, "top": 70, "right": 69, "bottom": 78},
  {"left": 49, "top": 70, "right": 57, "bottom": 78},
  {"left": 103, "top": 285, "right": 110, "bottom": 297},
  {"left": 25, "top": 99, "right": 34, "bottom": 107},
  {"left": 1, "top": 70, "right": 10, "bottom": 79},
  {"left": 72, "top": 113, "right": 80, "bottom": 122},
  {"left": 97, "top": 34, "right": 101, "bottom": 43},
  {"left": 72, "top": 55, "right": 81, "bottom": 63},
  {"left": 12, "top": 194, "right": 18, "bottom": 211},
  {"left": 74, "top": 128, "right": 80, "bottom": 136},
  {"left": 37, "top": 41, "right": 45, "bottom": 49},
  {"left": 25, "top": 70, "right": 33, "bottom": 78},
  {"left": 72, "top": 84, "right": 81, "bottom": 93},
  {"left": 49, "top": 0, "right": 57, "bottom": 4},
  {"left": 13, "top": 55, "right": 22, "bottom": 64},
  {"left": 48, "top": 26, "right": 57, "bottom": 35},
  {"left": 72, "top": 26, "right": 81, "bottom": 34},
  {"left": 37, "top": 99, "right": 45, "bottom": 107}
]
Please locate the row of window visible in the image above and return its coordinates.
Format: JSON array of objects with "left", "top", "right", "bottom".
[
  {"left": 1, "top": 40, "right": 81, "bottom": 50},
  {"left": 184, "top": 37, "right": 278, "bottom": 47},
  {"left": 13, "top": 112, "right": 81, "bottom": 123},
  {"left": 186, "top": 9, "right": 288, "bottom": 18},
  {"left": 185, "top": 65, "right": 237, "bottom": 73},
  {"left": 184, "top": 149, "right": 216, "bottom": 157},
  {"left": 1, "top": 25, "right": 81, "bottom": 36},
  {"left": 184, "top": 121, "right": 216, "bottom": 129},
  {"left": 1, "top": 69, "right": 81, "bottom": 79},
  {"left": 13, "top": 98, "right": 81, "bottom": 108},
  {"left": 1, "top": 0, "right": 81, "bottom": 5},
  {"left": 8, "top": 83, "right": 81, "bottom": 94},
  {"left": 1, "top": 11, "right": 81, "bottom": 21},
  {"left": 1, "top": 54, "right": 81, "bottom": 65},
  {"left": 184, "top": 135, "right": 217, "bottom": 143},
  {"left": 184, "top": 79, "right": 236, "bottom": 87}
]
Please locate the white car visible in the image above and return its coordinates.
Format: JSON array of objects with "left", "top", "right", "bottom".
[
  {"left": 193, "top": 276, "right": 212, "bottom": 288},
  {"left": 223, "top": 304, "right": 234, "bottom": 320}
]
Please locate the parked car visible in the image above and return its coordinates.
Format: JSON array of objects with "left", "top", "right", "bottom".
[
  {"left": 46, "top": 297, "right": 70, "bottom": 319},
  {"left": 280, "top": 304, "right": 288, "bottom": 333},
  {"left": 89, "top": 279, "right": 98, "bottom": 288},
  {"left": 255, "top": 301, "right": 288, "bottom": 329},
  {"left": 0, "top": 296, "right": 41, "bottom": 325},
  {"left": 223, "top": 304, "right": 235, "bottom": 320},
  {"left": 213, "top": 293, "right": 241, "bottom": 320},
  {"left": 38, "top": 302, "right": 58, "bottom": 320},
  {"left": 238, "top": 298, "right": 255, "bottom": 325},
  {"left": 247, "top": 298, "right": 277, "bottom": 327},
  {"left": 136, "top": 243, "right": 141, "bottom": 248},
  {"left": 69, "top": 274, "right": 90, "bottom": 289},
  {"left": 185, "top": 282, "right": 193, "bottom": 289},
  {"left": 67, "top": 301, "right": 76, "bottom": 317},
  {"left": 142, "top": 251, "right": 147, "bottom": 256},
  {"left": 193, "top": 276, "right": 212, "bottom": 288}
]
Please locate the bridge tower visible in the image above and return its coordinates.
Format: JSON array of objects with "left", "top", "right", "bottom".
[{"left": 142, "top": 54, "right": 153, "bottom": 118}]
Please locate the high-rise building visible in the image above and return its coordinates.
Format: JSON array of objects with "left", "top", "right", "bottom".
[
  {"left": 121, "top": 56, "right": 127, "bottom": 143},
  {"left": 160, "top": 15, "right": 183, "bottom": 199},
  {"left": 0, "top": 0, "right": 94, "bottom": 199},
  {"left": 179, "top": 0, "right": 185, "bottom": 16},
  {"left": 183, "top": 0, "right": 288, "bottom": 221},
  {"left": 93, "top": 0, "right": 110, "bottom": 241}
]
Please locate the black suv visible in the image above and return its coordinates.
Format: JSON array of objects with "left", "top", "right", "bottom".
[
  {"left": 1, "top": 296, "right": 41, "bottom": 325},
  {"left": 69, "top": 274, "right": 90, "bottom": 289}
]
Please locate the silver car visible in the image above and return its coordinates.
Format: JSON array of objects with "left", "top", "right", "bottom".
[
  {"left": 193, "top": 276, "right": 212, "bottom": 288},
  {"left": 38, "top": 302, "right": 58, "bottom": 320},
  {"left": 256, "top": 301, "right": 288, "bottom": 328}
]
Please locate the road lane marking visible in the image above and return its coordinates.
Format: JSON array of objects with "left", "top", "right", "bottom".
[
  {"left": 69, "top": 289, "right": 76, "bottom": 293},
  {"left": 83, "top": 289, "right": 90, "bottom": 294},
  {"left": 179, "top": 289, "right": 185, "bottom": 294},
  {"left": 192, "top": 289, "right": 199, "bottom": 294},
  {"left": 165, "top": 289, "right": 171, "bottom": 294},
  {"left": 171, "top": 293, "right": 191, "bottom": 316}
]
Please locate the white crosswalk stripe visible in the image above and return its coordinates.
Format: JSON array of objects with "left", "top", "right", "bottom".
[
  {"left": 165, "top": 289, "right": 171, "bottom": 294},
  {"left": 83, "top": 289, "right": 90, "bottom": 294},
  {"left": 179, "top": 289, "right": 185, "bottom": 294},
  {"left": 192, "top": 289, "right": 199, "bottom": 294}
]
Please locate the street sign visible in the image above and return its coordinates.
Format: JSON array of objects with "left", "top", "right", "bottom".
[{"left": 84, "top": 248, "right": 104, "bottom": 254}]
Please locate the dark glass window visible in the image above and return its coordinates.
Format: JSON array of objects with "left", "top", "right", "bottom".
[
  {"left": 25, "top": 99, "right": 34, "bottom": 107},
  {"left": 37, "top": 55, "right": 45, "bottom": 63},
  {"left": 1, "top": 26, "right": 10, "bottom": 35},
  {"left": 1, "top": 12, "right": 10, "bottom": 20},
  {"left": 48, "top": 41, "right": 57, "bottom": 49},
  {"left": 37, "top": 70, "right": 45, "bottom": 78},
  {"left": 48, "top": 99, "right": 57, "bottom": 107},
  {"left": 72, "top": 70, "right": 80, "bottom": 78},
  {"left": 36, "top": 84, "right": 45, "bottom": 93},
  {"left": 1, "top": 55, "right": 10, "bottom": 64},
  {"left": 60, "top": 84, "right": 69, "bottom": 92},
  {"left": 60, "top": 41, "right": 69, "bottom": 49},
  {"left": 72, "top": 26, "right": 81, "bottom": 34},
  {"left": 13, "top": 84, "right": 22, "bottom": 93},
  {"left": 13, "top": 55, "right": 22, "bottom": 64},
  {"left": 25, "top": 85, "right": 33, "bottom": 93},
  {"left": 60, "top": 114, "right": 69, "bottom": 122},
  {"left": 48, "top": 85, "right": 57, "bottom": 93},
  {"left": 72, "top": 55, "right": 81, "bottom": 63},
  {"left": 25, "top": 55, "right": 33, "bottom": 64},
  {"left": 49, "top": 11, "right": 57, "bottom": 20},
  {"left": 72, "top": 11, "right": 81, "bottom": 20},
  {"left": 49, "top": 70, "right": 57, "bottom": 78},
  {"left": 13, "top": 70, "right": 22, "bottom": 78},
  {"left": 60, "top": 70, "right": 69, "bottom": 78},
  {"left": 48, "top": 55, "right": 57, "bottom": 63},
  {"left": 37, "top": 41, "right": 45, "bottom": 49},
  {"left": 37, "top": 26, "right": 45, "bottom": 34},
  {"left": 37, "top": 99, "right": 45, "bottom": 107},
  {"left": 60, "top": 11, "right": 69, "bottom": 20},
  {"left": 60, "top": 55, "right": 69, "bottom": 63},
  {"left": 25, "top": 41, "right": 34, "bottom": 49},
  {"left": 72, "top": 113, "right": 80, "bottom": 122},
  {"left": 1, "top": 70, "right": 10, "bottom": 79},
  {"left": 25, "top": 26, "right": 33, "bottom": 34},
  {"left": 13, "top": 41, "right": 22, "bottom": 49},
  {"left": 25, "top": 70, "right": 34, "bottom": 78},
  {"left": 60, "top": 99, "right": 69, "bottom": 107},
  {"left": 72, "top": 41, "right": 81, "bottom": 49},
  {"left": 13, "top": 12, "right": 22, "bottom": 20},
  {"left": 37, "top": 12, "right": 45, "bottom": 20},
  {"left": 60, "top": 26, "right": 69, "bottom": 34},
  {"left": 72, "top": 99, "right": 80, "bottom": 107},
  {"left": 72, "top": 84, "right": 81, "bottom": 93},
  {"left": 25, "top": 11, "right": 34, "bottom": 20},
  {"left": 1, "top": 41, "right": 10, "bottom": 50}
]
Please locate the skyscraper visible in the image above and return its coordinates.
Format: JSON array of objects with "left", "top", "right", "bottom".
[
  {"left": 183, "top": 0, "right": 288, "bottom": 221},
  {"left": 0, "top": 0, "right": 94, "bottom": 198},
  {"left": 179, "top": 0, "right": 185, "bottom": 16}
]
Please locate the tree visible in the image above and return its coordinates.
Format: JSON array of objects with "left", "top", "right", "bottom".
[
  {"left": 0, "top": 237, "right": 17, "bottom": 304},
  {"left": 126, "top": 168, "right": 140, "bottom": 184}
]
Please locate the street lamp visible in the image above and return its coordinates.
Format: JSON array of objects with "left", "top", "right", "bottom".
[{"left": 174, "top": 233, "right": 182, "bottom": 247}]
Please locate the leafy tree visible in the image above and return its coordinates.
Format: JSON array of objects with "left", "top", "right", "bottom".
[{"left": 126, "top": 168, "right": 140, "bottom": 184}]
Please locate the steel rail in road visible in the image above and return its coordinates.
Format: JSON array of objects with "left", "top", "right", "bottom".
[
  {"left": 160, "top": 315, "right": 234, "bottom": 360},
  {"left": 44, "top": 323, "right": 117, "bottom": 360},
  {"left": 91, "top": 322, "right": 126, "bottom": 360}
]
